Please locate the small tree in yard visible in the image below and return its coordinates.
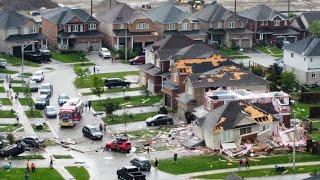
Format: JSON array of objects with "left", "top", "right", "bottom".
[
  {"left": 279, "top": 71, "right": 296, "bottom": 92},
  {"left": 103, "top": 98, "right": 120, "bottom": 121},
  {"left": 250, "top": 65, "right": 264, "bottom": 77},
  {"left": 74, "top": 66, "right": 90, "bottom": 85},
  {"left": 23, "top": 82, "right": 35, "bottom": 115},
  {"left": 91, "top": 76, "right": 104, "bottom": 104},
  {"left": 308, "top": 20, "right": 320, "bottom": 37}
]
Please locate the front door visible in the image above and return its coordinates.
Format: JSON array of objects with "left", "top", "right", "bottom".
[
  {"left": 69, "top": 38, "right": 76, "bottom": 49},
  {"left": 165, "top": 94, "right": 172, "bottom": 108}
]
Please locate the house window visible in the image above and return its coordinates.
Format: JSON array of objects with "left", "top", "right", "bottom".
[
  {"left": 222, "top": 131, "right": 233, "bottom": 142},
  {"left": 209, "top": 22, "right": 213, "bottom": 28},
  {"left": 312, "top": 73, "right": 316, "bottom": 78},
  {"left": 167, "top": 24, "right": 176, "bottom": 30},
  {"left": 262, "top": 124, "right": 270, "bottom": 131},
  {"left": 265, "top": 21, "right": 268, "bottom": 25},
  {"left": 89, "top": 24, "right": 96, "bottom": 30},
  {"left": 310, "top": 58, "right": 314, "bottom": 62},
  {"left": 304, "top": 57, "right": 306, "bottom": 61},
  {"left": 193, "top": 23, "right": 199, "bottom": 30},
  {"left": 259, "top": 34, "right": 264, "bottom": 40},
  {"left": 79, "top": 25, "right": 84, "bottom": 32},
  {"left": 30, "top": 26, "right": 36, "bottom": 34},
  {"left": 182, "top": 23, "right": 189, "bottom": 30},
  {"left": 291, "top": 53, "right": 294, "bottom": 58},
  {"left": 74, "top": 25, "right": 79, "bottom": 32},
  {"left": 239, "top": 22, "right": 243, "bottom": 28},
  {"left": 261, "top": 21, "right": 264, "bottom": 26},
  {"left": 119, "top": 24, "right": 125, "bottom": 29},
  {"left": 229, "top": 21, "right": 234, "bottom": 28},
  {"left": 284, "top": 20, "right": 287, "bottom": 26},
  {"left": 240, "top": 127, "right": 252, "bottom": 135},
  {"left": 136, "top": 23, "right": 149, "bottom": 30},
  {"left": 67, "top": 25, "right": 72, "bottom": 32},
  {"left": 217, "top": 21, "right": 222, "bottom": 28},
  {"left": 274, "top": 20, "right": 280, "bottom": 26}
]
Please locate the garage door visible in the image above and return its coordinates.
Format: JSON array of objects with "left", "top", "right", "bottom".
[
  {"left": 286, "top": 36, "right": 296, "bottom": 43},
  {"left": 232, "top": 39, "right": 240, "bottom": 47},
  {"left": 241, "top": 39, "right": 251, "bottom": 48},
  {"left": 276, "top": 36, "right": 285, "bottom": 44}
]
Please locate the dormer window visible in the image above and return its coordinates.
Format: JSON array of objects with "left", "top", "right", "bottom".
[
  {"left": 261, "top": 21, "right": 264, "bottom": 26},
  {"left": 89, "top": 24, "right": 96, "bottom": 30},
  {"left": 274, "top": 20, "right": 280, "bottom": 26},
  {"left": 168, "top": 24, "right": 175, "bottom": 30},
  {"left": 119, "top": 24, "right": 125, "bottom": 29},
  {"left": 265, "top": 21, "right": 268, "bottom": 25},
  {"left": 30, "top": 26, "right": 36, "bottom": 34},
  {"left": 182, "top": 23, "right": 189, "bottom": 30},
  {"left": 136, "top": 23, "right": 149, "bottom": 30},
  {"left": 217, "top": 21, "right": 222, "bottom": 28},
  {"left": 229, "top": 21, "right": 234, "bottom": 28}
]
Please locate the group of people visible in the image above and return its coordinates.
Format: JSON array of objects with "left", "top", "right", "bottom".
[
  {"left": 239, "top": 157, "right": 250, "bottom": 170},
  {"left": 24, "top": 160, "right": 36, "bottom": 180},
  {"left": 99, "top": 123, "right": 107, "bottom": 133},
  {"left": 84, "top": 100, "right": 92, "bottom": 111},
  {"left": 152, "top": 152, "right": 178, "bottom": 171}
]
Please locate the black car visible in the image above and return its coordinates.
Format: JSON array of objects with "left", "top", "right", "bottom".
[
  {"left": 18, "top": 137, "right": 45, "bottom": 148},
  {"left": 117, "top": 166, "right": 146, "bottom": 180},
  {"left": 24, "top": 50, "right": 51, "bottom": 63},
  {"left": 146, "top": 114, "right": 173, "bottom": 126},
  {"left": 130, "top": 157, "right": 151, "bottom": 171},
  {"left": 104, "top": 78, "right": 130, "bottom": 89},
  {"left": 35, "top": 94, "right": 50, "bottom": 109},
  {"left": 0, "top": 142, "right": 26, "bottom": 157},
  {"left": 82, "top": 125, "right": 103, "bottom": 140}
]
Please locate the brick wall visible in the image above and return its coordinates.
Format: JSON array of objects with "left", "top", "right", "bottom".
[{"left": 41, "top": 17, "right": 58, "bottom": 47}]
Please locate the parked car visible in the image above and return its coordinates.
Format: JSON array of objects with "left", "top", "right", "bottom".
[
  {"left": 146, "top": 114, "right": 173, "bottom": 126},
  {"left": 130, "top": 157, "right": 151, "bottom": 171},
  {"left": 28, "top": 80, "right": 38, "bottom": 92},
  {"left": 35, "top": 94, "right": 49, "bottom": 109},
  {"left": 18, "top": 137, "right": 45, "bottom": 148},
  {"left": 129, "top": 56, "right": 145, "bottom": 65},
  {"left": 39, "top": 83, "right": 53, "bottom": 97},
  {"left": 99, "top": 47, "right": 111, "bottom": 59},
  {"left": 44, "top": 106, "right": 57, "bottom": 118},
  {"left": 31, "top": 70, "right": 44, "bottom": 82},
  {"left": 58, "top": 94, "right": 69, "bottom": 106},
  {"left": 106, "top": 137, "right": 132, "bottom": 153},
  {"left": 104, "top": 78, "right": 130, "bottom": 89},
  {"left": 39, "top": 49, "right": 52, "bottom": 60},
  {"left": 0, "top": 141, "right": 26, "bottom": 157},
  {"left": 0, "top": 58, "right": 7, "bottom": 68},
  {"left": 117, "top": 166, "right": 146, "bottom": 180},
  {"left": 82, "top": 125, "right": 103, "bottom": 140}
]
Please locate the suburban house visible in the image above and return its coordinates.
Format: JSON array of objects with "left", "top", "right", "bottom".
[
  {"left": 96, "top": 3, "right": 158, "bottom": 54},
  {"left": 42, "top": 7, "right": 103, "bottom": 51},
  {"left": 138, "top": 34, "right": 195, "bottom": 94},
  {"left": 176, "top": 64, "right": 270, "bottom": 120},
  {"left": 162, "top": 44, "right": 221, "bottom": 109},
  {"left": 194, "top": 101, "right": 280, "bottom": 150},
  {"left": 239, "top": 4, "right": 299, "bottom": 44},
  {"left": 193, "top": 4, "right": 254, "bottom": 48},
  {"left": 144, "top": 3, "right": 207, "bottom": 42},
  {"left": 290, "top": 11, "right": 320, "bottom": 39},
  {"left": 0, "top": 10, "right": 47, "bottom": 56},
  {"left": 283, "top": 37, "right": 320, "bottom": 85}
]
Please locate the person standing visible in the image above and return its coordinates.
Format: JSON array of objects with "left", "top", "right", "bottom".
[
  {"left": 93, "top": 66, "right": 96, "bottom": 74},
  {"left": 84, "top": 101, "right": 88, "bottom": 110},
  {"left": 50, "top": 155, "right": 54, "bottom": 169},
  {"left": 31, "top": 162, "right": 35, "bottom": 173},
  {"left": 99, "top": 123, "right": 103, "bottom": 132},
  {"left": 245, "top": 158, "right": 250, "bottom": 169},
  {"left": 25, "top": 169, "right": 30, "bottom": 180},
  {"left": 88, "top": 100, "right": 92, "bottom": 111},
  {"left": 25, "top": 160, "right": 29, "bottom": 170},
  {"left": 146, "top": 146, "right": 150, "bottom": 157},
  {"left": 104, "top": 123, "right": 107, "bottom": 134},
  {"left": 154, "top": 158, "right": 159, "bottom": 171},
  {"left": 173, "top": 153, "right": 178, "bottom": 163},
  {"left": 239, "top": 158, "right": 243, "bottom": 170},
  {"left": 16, "top": 112, "right": 19, "bottom": 124}
]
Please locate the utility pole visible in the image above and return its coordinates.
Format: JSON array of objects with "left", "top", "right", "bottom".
[
  {"left": 288, "top": 0, "right": 290, "bottom": 14},
  {"left": 91, "top": 0, "right": 93, "bottom": 16},
  {"left": 125, "top": 23, "right": 128, "bottom": 62},
  {"left": 293, "top": 111, "right": 296, "bottom": 171},
  {"left": 110, "top": 0, "right": 112, "bottom": 9},
  {"left": 234, "top": 0, "right": 237, "bottom": 13}
]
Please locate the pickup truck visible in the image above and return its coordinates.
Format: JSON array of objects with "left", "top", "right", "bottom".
[
  {"left": 117, "top": 166, "right": 146, "bottom": 180},
  {"left": 24, "top": 50, "right": 51, "bottom": 63}
]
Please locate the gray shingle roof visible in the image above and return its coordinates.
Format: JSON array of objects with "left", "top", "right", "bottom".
[
  {"left": 137, "top": 63, "right": 154, "bottom": 71},
  {"left": 6, "top": 33, "right": 46, "bottom": 42},
  {"left": 176, "top": 92, "right": 196, "bottom": 104},
  {"left": 301, "top": 12, "right": 320, "bottom": 26},
  {"left": 163, "top": 30, "right": 207, "bottom": 36},
  {"left": 273, "top": 28, "right": 299, "bottom": 35},
  {"left": 96, "top": 3, "right": 138, "bottom": 23},
  {"left": 144, "top": 3, "right": 191, "bottom": 23},
  {"left": 163, "top": 79, "right": 179, "bottom": 90},
  {"left": 42, "top": 7, "right": 99, "bottom": 25},
  {"left": 171, "top": 44, "right": 217, "bottom": 60},
  {"left": 193, "top": 4, "right": 245, "bottom": 22},
  {"left": 0, "top": 10, "right": 30, "bottom": 28},
  {"left": 284, "top": 37, "right": 320, "bottom": 56},
  {"left": 113, "top": 29, "right": 157, "bottom": 37},
  {"left": 157, "top": 49, "right": 179, "bottom": 60},
  {"left": 198, "top": 103, "right": 226, "bottom": 132},
  {"left": 239, "top": 4, "right": 288, "bottom": 21},
  {"left": 145, "top": 34, "right": 194, "bottom": 51}
]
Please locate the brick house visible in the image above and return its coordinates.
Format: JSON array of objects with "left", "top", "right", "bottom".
[
  {"left": 42, "top": 7, "right": 103, "bottom": 51},
  {"left": 239, "top": 4, "right": 299, "bottom": 45},
  {"left": 193, "top": 4, "right": 254, "bottom": 48},
  {"left": 0, "top": 10, "right": 47, "bottom": 56},
  {"left": 96, "top": 3, "right": 158, "bottom": 54},
  {"left": 144, "top": 3, "right": 207, "bottom": 42}
]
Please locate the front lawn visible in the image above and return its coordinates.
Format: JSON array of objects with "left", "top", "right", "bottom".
[
  {"left": 25, "top": 110, "right": 43, "bottom": 118},
  {"left": 0, "top": 69, "right": 18, "bottom": 74},
  {"left": 19, "top": 98, "right": 34, "bottom": 106},
  {"left": 73, "top": 62, "right": 95, "bottom": 67},
  {"left": 0, "top": 54, "right": 41, "bottom": 67},
  {"left": 103, "top": 112, "right": 158, "bottom": 125},
  {"left": 12, "top": 86, "right": 27, "bottom": 93},
  {"left": 92, "top": 95, "right": 162, "bottom": 111},
  {"left": 0, "top": 124, "right": 22, "bottom": 132},
  {"left": 82, "top": 86, "right": 145, "bottom": 96},
  {"left": 255, "top": 46, "right": 284, "bottom": 57},
  {"left": 219, "top": 48, "right": 250, "bottom": 59},
  {"left": 65, "top": 166, "right": 90, "bottom": 180},
  {"left": 0, "top": 87, "right": 5, "bottom": 92},
  {"left": 0, "top": 168, "right": 64, "bottom": 180},
  {"left": 31, "top": 123, "right": 50, "bottom": 132},
  {"left": 22, "top": 72, "right": 33, "bottom": 77},
  {"left": 158, "top": 152, "right": 320, "bottom": 174},
  {"left": 0, "top": 98, "right": 12, "bottom": 105},
  {"left": 11, "top": 79, "right": 25, "bottom": 83},
  {"left": 74, "top": 71, "right": 139, "bottom": 88},
  {"left": 52, "top": 155, "right": 73, "bottom": 159},
  {"left": 1, "top": 155, "right": 45, "bottom": 160},
  {"left": 291, "top": 103, "right": 315, "bottom": 118},
  {"left": 0, "top": 110, "right": 17, "bottom": 118},
  {"left": 51, "top": 49, "right": 89, "bottom": 63}
]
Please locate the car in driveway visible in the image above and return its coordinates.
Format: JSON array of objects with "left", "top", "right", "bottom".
[
  {"left": 35, "top": 94, "right": 49, "bottom": 109},
  {"left": 44, "top": 106, "right": 57, "bottom": 118},
  {"left": 31, "top": 70, "right": 44, "bottom": 82},
  {"left": 28, "top": 80, "right": 38, "bottom": 92},
  {"left": 99, "top": 47, "right": 111, "bottom": 59},
  {"left": 129, "top": 56, "right": 145, "bottom": 65},
  {"left": 18, "top": 137, "right": 45, "bottom": 148},
  {"left": 0, "top": 141, "right": 26, "bottom": 157},
  {"left": 104, "top": 78, "right": 130, "bottom": 89},
  {"left": 39, "top": 83, "right": 53, "bottom": 97},
  {"left": 58, "top": 94, "right": 69, "bottom": 106},
  {"left": 82, "top": 125, "right": 103, "bottom": 140},
  {"left": 130, "top": 157, "right": 151, "bottom": 171},
  {"left": 146, "top": 114, "right": 173, "bottom": 126}
]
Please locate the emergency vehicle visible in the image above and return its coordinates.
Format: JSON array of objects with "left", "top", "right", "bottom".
[{"left": 58, "top": 98, "right": 84, "bottom": 127}]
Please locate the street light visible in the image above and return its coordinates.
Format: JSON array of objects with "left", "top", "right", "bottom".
[{"left": 21, "top": 41, "right": 38, "bottom": 87}]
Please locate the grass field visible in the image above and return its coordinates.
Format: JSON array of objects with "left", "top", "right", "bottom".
[
  {"left": 65, "top": 166, "right": 90, "bottom": 180},
  {"left": 0, "top": 69, "right": 18, "bottom": 74},
  {"left": 18, "top": 98, "right": 34, "bottom": 106},
  {"left": 103, "top": 112, "right": 158, "bottom": 125},
  {"left": 31, "top": 123, "right": 50, "bottom": 132},
  {"left": 0, "top": 124, "right": 22, "bottom": 132},
  {"left": 52, "top": 155, "right": 73, "bottom": 159},
  {"left": 0, "top": 168, "right": 64, "bottom": 180},
  {"left": 1, "top": 155, "right": 45, "bottom": 160},
  {"left": 25, "top": 110, "right": 43, "bottom": 118},
  {"left": 0, "top": 110, "right": 17, "bottom": 118},
  {"left": 0, "top": 54, "right": 41, "bottom": 67},
  {"left": 51, "top": 50, "right": 89, "bottom": 63},
  {"left": 0, "top": 98, "right": 12, "bottom": 105},
  {"left": 81, "top": 86, "right": 144, "bottom": 95}
]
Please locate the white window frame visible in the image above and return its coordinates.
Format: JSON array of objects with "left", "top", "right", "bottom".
[
  {"left": 173, "top": 72, "right": 178, "bottom": 82},
  {"left": 89, "top": 24, "right": 96, "bottom": 30},
  {"left": 182, "top": 23, "right": 189, "bottom": 30},
  {"left": 167, "top": 24, "right": 175, "bottom": 30},
  {"left": 240, "top": 127, "right": 252, "bottom": 135},
  {"left": 265, "top": 21, "right": 268, "bottom": 25},
  {"left": 209, "top": 22, "right": 213, "bottom": 28},
  {"left": 206, "top": 99, "right": 211, "bottom": 109},
  {"left": 312, "top": 72, "right": 316, "bottom": 78},
  {"left": 79, "top": 25, "right": 84, "bottom": 32},
  {"left": 310, "top": 58, "right": 314, "bottom": 62},
  {"left": 30, "top": 26, "right": 36, "bottom": 34},
  {"left": 261, "top": 21, "right": 264, "bottom": 26},
  {"left": 67, "top": 25, "right": 72, "bottom": 32},
  {"left": 217, "top": 21, "right": 222, "bottom": 28},
  {"left": 284, "top": 20, "right": 287, "bottom": 26},
  {"left": 274, "top": 20, "right": 280, "bottom": 26},
  {"left": 262, "top": 124, "right": 270, "bottom": 131},
  {"left": 229, "top": 21, "right": 234, "bottom": 28},
  {"left": 74, "top": 25, "right": 79, "bottom": 32},
  {"left": 222, "top": 131, "right": 233, "bottom": 142},
  {"left": 119, "top": 24, "right": 125, "bottom": 29},
  {"left": 136, "top": 23, "right": 149, "bottom": 30}
]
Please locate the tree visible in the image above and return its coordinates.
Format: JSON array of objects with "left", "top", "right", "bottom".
[
  {"left": 308, "top": 20, "right": 320, "bottom": 37},
  {"left": 23, "top": 82, "right": 35, "bottom": 115},
  {"left": 91, "top": 76, "right": 104, "bottom": 104},
  {"left": 279, "top": 71, "right": 296, "bottom": 92},
  {"left": 250, "top": 66, "right": 264, "bottom": 77},
  {"left": 103, "top": 98, "right": 120, "bottom": 121},
  {"left": 266, "top": 63, "right": 283, "bottom": 86},
  {"left": 74, "top": 66, "right": 90, "bottom": 85}
]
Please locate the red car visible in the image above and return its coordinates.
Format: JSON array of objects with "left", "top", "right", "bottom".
[
  {"left": 129, "top": 56, "right": 145, "bottom": 65},
  {"left": 105, "top": 137, "right": 132, "bottom": 153}
]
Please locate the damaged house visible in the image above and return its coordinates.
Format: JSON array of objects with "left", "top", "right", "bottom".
[{"left": 194, "top": 101, "right": 280, "bottom": 150}]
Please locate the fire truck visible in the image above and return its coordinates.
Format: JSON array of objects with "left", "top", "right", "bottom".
[{"left": 58, "top": 98, "right": 84, "bottom": 127}]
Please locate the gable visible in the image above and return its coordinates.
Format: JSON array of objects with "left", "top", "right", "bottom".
[
  {"left": 235, "top": 116, "right": 257, "bottom": 127},
  {"left": 67, "top": 16, "right": 84, "bottom": 24},
  {"left": 272, "top": 16, "right": 282, "bottom": 21}
]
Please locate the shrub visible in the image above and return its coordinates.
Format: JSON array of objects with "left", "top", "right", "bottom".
[
  {"left": 158, "top": 106, "right": 168, "bottom": 114},
  {"left": 117, "top": 49, "right": 137, "bottom": 60},
  {"left": 6, "top": 133, "right": 15, "bottom": 145},
  {"left": 185, "top": 111, "right": 195, "bottom": 124},
  {"left": 59, "top": 50, "right": 84, "bottom": 54}
]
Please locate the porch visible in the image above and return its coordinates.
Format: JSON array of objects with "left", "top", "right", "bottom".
[
  {"left": 207, "top": 28, "right": 225, "bottom": 47},
  {"left": 57, "top": 31, "right": 103, "bottom": 51}
]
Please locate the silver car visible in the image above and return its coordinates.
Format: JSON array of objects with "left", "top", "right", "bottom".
[
  {"left": 58, "top": 94, "right": 69, "bottom": 106},
  {"left": 44, "top": 106, "right": 57, "bottom": 118}
]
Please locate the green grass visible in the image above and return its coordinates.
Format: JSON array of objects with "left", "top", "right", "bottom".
[
  {"left": 104, "top": 112, "right": 158, "bottom": 125},
  {"left": 1, "top": 155, "right": 45, "bottom": 160},
  {"left": 52, "top": 155, "right": 73, "bottom": 159},
  {"left": 0, "top": 54, "right": 41, "bottom": 67},
  {"left": 220, "top": 48, "right": 244, "bottom": 56},
  {"left": 74, "top": 71, "right": 139, "bottom": 89},
  {"left": 11, "top": 86, "right": 27, "bottom": 93},
  {"left": 82, "top": 86, "right": 145, "bottom": 96},
  {"left": 51, "top": 49, "right": 89, "bottom": 63},
  {"left": 65, "top": 166, "right": 90, "bottom": 180},
  {"left": 0, "top": 69, "right": 18, "bottom": 74},
  {"left": 10, "top": 79, "right": 25, "bottom": 83},
  {"left": 25, "top": 110, "right": 43, "bottom": 118},
  {"left": 22, "top": 72, "right": 33, "bottom": 77},
  {"left": 74, "top": 62, "right": 95, "bottom": 67},
  {"left": 0, "top": 86, "right": 5, "bottom": 92},
  {"left": 0, "top": 79, "right": 3, "bottom": 83},
  {"left": 0, "top": 168, "right": 64, "bottom": 180},
  {"left": 291, "top": 103, "right": 315, "bottom": 118},
  {"left": 193, "top": 165, "right": 320, "bottom": 179},
  {"left": 44, "top": 67, "right": 55, "bottom": 70},
  {"left": 0, "top": 124, "right": 23, "bottom": 132},
  {"left": 0, "top": 110, "right": 17, "bottom": 118},
  {"left": 31, "top": 123, "right": 51, "bottom": 132},
  {"left": 18, "top": 98, "right": 34, "bottom": 106},
  {"left": 127, "top": 126, "right": 172, "bottom": 140},
  {"left": 0, "top": 98, "right": 12, "bottom": 105},
  {"left": 92, "top": 95, "right": 162, "bottom": 111},
  {"left": 44, "top": 139, "right": 57, "bottom": 146},
  {"left": 256, "top": 46, "right": 284, "bottom": 55},
  {"left": 158, "top": 152, "right": 320, "bottom": 174}
]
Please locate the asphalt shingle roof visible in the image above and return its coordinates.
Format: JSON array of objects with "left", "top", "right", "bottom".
[
  {"left": 145, "top": 34, "right": 194, "bottom": 51},
  {"left": 284, "top": 37, "right": 320, "bottom": 56},
  {"left": 302, "top": 11, "right": 320, "bottom": 26},
  {"left": 171, "top": 44, "right": 217, "bottom": 60},
  {"left": 6, "top": 33, "right": 46, "bottom": 42},
  {"left": 0, "top": 10, "right": 30, "bottom": 28},
  {"left": 193, "top": 4, "right": 245, "bottom": 22},
  {"left": 96, "top": 3, "right": 138, "bottom": 23},
  {"left": 239, "top": 4, "right": 287, "bottom": 21}
]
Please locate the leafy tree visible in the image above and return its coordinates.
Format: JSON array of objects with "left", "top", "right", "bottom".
[
  {"left": 250, "top": 66, "right": 264, "bottom": 77},
  {"left": 74, "top": 67, "right": 90, "bottom": 85},
  {"left": 266, "top": 63, "right": 283, "bottom": 86},
  {"left": 91, "top": 76, "right": 104, "bottom": 104},
  {"left": 23, "top": 82, "right": 35, "bottom": 115},
  {"left": 279, "top": 71, "right": 296, "bottom": 92},
  {"left": 308, "top": 20, "right": 320, "bottom": 37},
  {"left": 117, "top": 48, "right": 137, "bottom": 60},
  {"left": 103, "top": 98, "right": 120, "bottom": 121},
  {"left": 6, "top": 133, "right": 15, "bottom": 145}
]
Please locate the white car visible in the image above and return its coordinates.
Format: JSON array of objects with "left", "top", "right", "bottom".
[
  {"left": 99, "top": 48, "right": 111, "bottom": 59},
  {"left": 0, "top": 58, "right": 7, "bottom": 68},
  {"left": 31, "top": 70, "right": 44, "bottom": 82}
]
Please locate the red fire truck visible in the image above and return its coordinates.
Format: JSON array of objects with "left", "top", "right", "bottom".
[{"left": 58, "top": 98, "right": 84, "bottom": 127}]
